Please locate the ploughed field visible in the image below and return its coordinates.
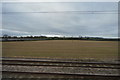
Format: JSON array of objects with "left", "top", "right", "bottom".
[{"left": 2, "top": 40, "right": 118, "bottom": 60}]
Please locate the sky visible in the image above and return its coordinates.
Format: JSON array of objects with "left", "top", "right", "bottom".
[
  {"left": 1, "top": 0, "right": 119, "bottom": 2},
  {"left": 1, "top": 2, "right": 118, "bottom": 38}
]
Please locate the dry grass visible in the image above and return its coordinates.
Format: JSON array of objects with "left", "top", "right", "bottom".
[{"left": 2, "top": 40, "right": 118, "bottom": 60}]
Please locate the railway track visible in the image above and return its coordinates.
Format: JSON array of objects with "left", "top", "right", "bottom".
[
  {"left": 2, "top": 58, "right": 120, "bottom": 69},
  {"left": 2, "top": 63, "right": 120, "bottom": 69},
  {"left": 2, "top": 71, "right": 120, "bottom": 78},
  {"left": 1, "top": 57, "right": 120, "bottom": 78}
]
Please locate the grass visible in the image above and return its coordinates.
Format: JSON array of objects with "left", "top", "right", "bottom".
[{"left": 2, "top": 40, "right": 118, "bottom": 60}]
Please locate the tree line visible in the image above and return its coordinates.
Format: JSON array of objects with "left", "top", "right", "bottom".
[{"left": 1, "top": 34, "right": 119, "bottom": 41}]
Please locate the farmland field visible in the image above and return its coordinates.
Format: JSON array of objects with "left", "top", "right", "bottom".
[{"left": 2, "top": 40, "right": 118, "bottom": 60}]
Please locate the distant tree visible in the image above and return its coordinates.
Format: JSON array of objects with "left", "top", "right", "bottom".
[
  {"left": 13, "top": 36, "right": 17, "bottom": 38},
  {"left": 3, "top": 34, "right": 8, "bottom": 38},
  {"left": 3, "top": 34, "right": 9, "bottom": 41},
  {"left": 30, "top": 35, "right": 33, "bottom": 38}
]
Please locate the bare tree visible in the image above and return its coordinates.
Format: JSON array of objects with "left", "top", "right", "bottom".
[{"left": 3, "top": 34, "right": 9, "bottom": 41}]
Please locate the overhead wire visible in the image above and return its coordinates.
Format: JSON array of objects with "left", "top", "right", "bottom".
[{"left": 2, "top": 10, "right": 119, "bottom": 14}]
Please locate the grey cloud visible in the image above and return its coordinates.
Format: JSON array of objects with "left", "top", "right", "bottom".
[{"left": 2, "top": 2, "right": 118, "bottom": 38}]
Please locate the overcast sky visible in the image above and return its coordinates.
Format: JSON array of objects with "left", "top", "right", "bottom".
[{"left": 1, "top": 2, "right": 118, "bottom": 38}]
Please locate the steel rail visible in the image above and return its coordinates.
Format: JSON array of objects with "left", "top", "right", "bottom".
[
  {"left": 2, "top": 63, "right": 120, "bottom": 69},
  {"left": 2, "top": 71, "right": 120, "bottom": 78},
  {"left": 2, "top": 59, "right": 120, "bottom": 65}
]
